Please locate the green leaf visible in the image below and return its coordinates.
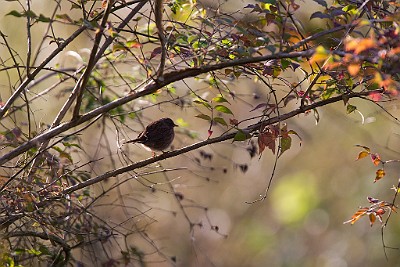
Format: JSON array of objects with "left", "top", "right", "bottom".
[
  {"left": 25, "top": 10, "right": 37, "bottom": 18},
  {"left": 193, "top": 98, "right": 211, "bottom": 109},
  {"left": 62, "top": 142, "right": 82, "bottom": 149},
  {"left": 213, "top": 117, "right": 227, "bottom": 126},
  {"left": 215, "top": 105, "right": 233, "bottom": 115},
  {"left": 288, "top": 130, "right": 302, "bottom": 143},
  {"left": 320, "top": 87, "right": 336, "bottom": 100},
  {"left": 195, "top": 114, "right": 212, "bottom": 121},
  {"left": 233, "top": 130, "right": 248, "bottom": 141},
  {"left": 280, "top": 136, "right": 292, "bottom": 155},
  {"left": 281, "top": 59, "right": 291, "bottom": 69},
  {"left": 55, "top": 14, "right": 73, "bottom": 23},
  {"left": 27, "top": 248, "right": 42, "bottom": 256},
  {"left": 212, "top": 95, "right": 229, "bottom": 103},
  {"left": 6, "top": 10, "right": 23, "bottom": 17},
  {"left": 38, "top": 14, "right": 51, "bottom": 22},
  {"left": 221, "top": 39, "right": 232, "bottom": 46},
  {"left": 176, "top": 118, "right": 189, "bottom": 127},
  {"left": 346, "top": 104, "right": 357, "bottom": 114}
]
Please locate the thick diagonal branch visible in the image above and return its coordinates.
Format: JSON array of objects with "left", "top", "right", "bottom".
[{"left": 63, "top": 88, "right": 384, "bottom": 194}]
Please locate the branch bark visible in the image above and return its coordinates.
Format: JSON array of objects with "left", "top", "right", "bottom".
[
  {"left": 63, "top": 88, "right": 384, "bottom": 194},
  {"left": 0, "top": 49, "right": 314, "bottom": 167}
]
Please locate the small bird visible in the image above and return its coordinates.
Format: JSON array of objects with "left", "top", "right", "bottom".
[{"left": 125, "top": 118, "right": 177, "bottom": 152}]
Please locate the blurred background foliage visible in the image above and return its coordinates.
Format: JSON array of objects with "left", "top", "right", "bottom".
[{"left": 1, "top": 0, "right": 400, "bottom": 266}]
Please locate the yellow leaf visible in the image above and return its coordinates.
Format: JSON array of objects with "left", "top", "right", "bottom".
[
  {"left": 374, "top": 169, "right": 385, "bottom": 183},
  {"left": 356, "top": 151, "right": 369, "bottom": 160},
  {"left": 309, "top": 46, "right": 329, "bottom": 64},
  {"left": 369, "top": 213, "right": 376, "bottom": 227}
]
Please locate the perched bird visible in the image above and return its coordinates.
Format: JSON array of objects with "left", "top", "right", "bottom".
[{"left": 125, "top": 118, "right": 177, "bottom": 152}]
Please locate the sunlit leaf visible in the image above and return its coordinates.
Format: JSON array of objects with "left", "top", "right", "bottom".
[
  {"left": 374, "top": 169, "right": 385, "bottom": 183},
  {"left": 215, "top": 105, "right": 233, "bottom": 115},
  {"left": 348, "top": 64, "right": 360, "bottom": 76},
  {"left": 126, "top": 40, "right": 142, "bottom": 48},
  {"left": 193, "top": 99, "right": 212, "bottom": 109},
  {"left": 212, "top": 95, "right": 229, "bottom": 103},
  {"left": 176, "top": 118, "right": 189, "bottom": 127},
  {"left": 309, "top": 45, "right": 330, "bottom": 64},
  {"left": 343, "top": 207, "right": 368, "bottom": 225},
  {"left": 356, "top": 151, "right": 369, "bottom": 160},
  {"left": 345, "top": 37, "right": 376, "bottom": 54},
  {"left": 370, "top": 153, "right": 381, "bottom": 166}
]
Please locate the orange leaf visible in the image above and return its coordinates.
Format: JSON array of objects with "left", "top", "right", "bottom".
[
  {"left": 356, "top": 151, "right": 369, "bottom": 160},
  {"left": 369, "top": 213, "right": 376, "bottom": 227},
  {"left": 370, "top": 153, "right": 381, "bottom": 166},
  {"left": 348, "top": 64, "right": 360, "bottom": 76},
  {"left": 344, "top": 207, "right": 368, "bottom": 225},
  {"left": 374, "top": 169, "right": 385, "bottom": 183},
  {"left": 345, "top": 38, "right": 377, "bottom": 54}
]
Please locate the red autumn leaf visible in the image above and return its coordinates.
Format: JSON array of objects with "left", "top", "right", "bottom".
[
  {"left": 369, "top": 92, "right": 382, "bottom": 102},
  {"left": 229, "top": 118, "right": 239, "bottom": 126},
  {"left": 150, "top": 47, "right": 162, "bottom": 59},
  {"left": 375, "top": 208, "right": 385, "bottom": 216},
  {"left": 370, "top": 153, "right": 381, "bottom": 166},
  {"left": 258, "top": 131, "right": 276, "bottom": 155}
]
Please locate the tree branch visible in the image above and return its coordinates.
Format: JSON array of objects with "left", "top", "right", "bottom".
[
  {"left": 0, "top": 49, "right": 314, "bottom": 166},
  {"left": 63, "top": 89, "right": 383, "bottom": 194}
]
